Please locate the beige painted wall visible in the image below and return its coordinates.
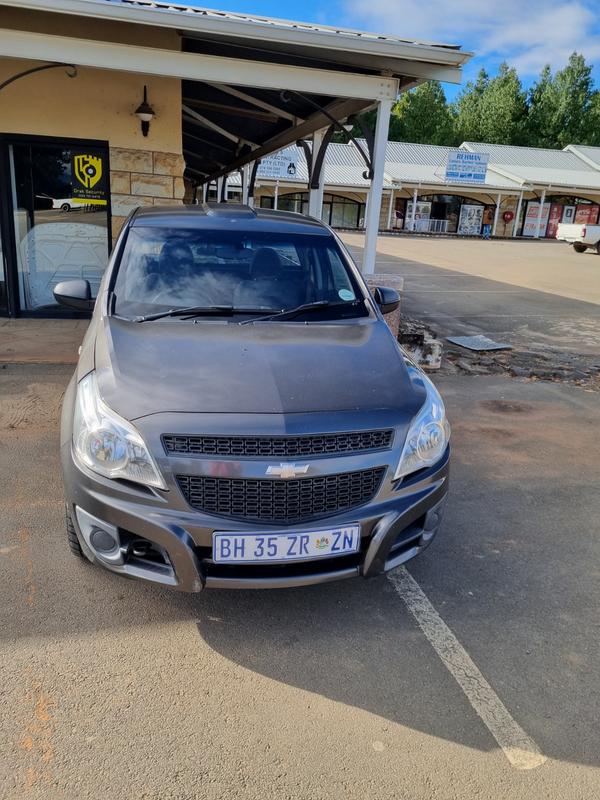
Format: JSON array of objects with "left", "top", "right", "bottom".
[{"left": 0, "top": 57, "right": 182, "bottom": 154}]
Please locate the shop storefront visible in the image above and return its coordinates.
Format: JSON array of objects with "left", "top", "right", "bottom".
[
  {"left": 0, "top": 134, "right": 111, "bottom": 316},
  {"left": 520, "top": 196, "right": 600, "bottom": 238},
  {"left": 391, "top": 194, "right": 489, "bottom": 235}
]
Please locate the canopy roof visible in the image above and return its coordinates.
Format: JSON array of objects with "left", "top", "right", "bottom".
[{"left": 1, "top": 0, "right": 472, "bottom": 185}]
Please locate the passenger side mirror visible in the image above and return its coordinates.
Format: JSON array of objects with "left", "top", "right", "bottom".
[
  {"left": 53, "top": 279, "right": 94, "bottom": 311},
  {"left": 372, "top": 286, "right": 400, "bottom": 315}
]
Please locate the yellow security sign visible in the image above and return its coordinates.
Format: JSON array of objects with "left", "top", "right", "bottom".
[
  {"left": 74, "top": 155, "right": 103, "bottom": 189},
  {"left": 71, "top": 150, "right": 108, "bottom": 205}
]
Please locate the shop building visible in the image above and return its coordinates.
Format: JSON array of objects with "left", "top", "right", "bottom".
[{"left": 239, "top": 139, "right": 600, "bottom": 239}]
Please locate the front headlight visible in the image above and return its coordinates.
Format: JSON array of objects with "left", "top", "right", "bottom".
[
  {"left": 395, "top": 368, "right": 450, "bottom": 480},
  {"left": 73, "top": 372, "right": 166, "bottom": 489}
]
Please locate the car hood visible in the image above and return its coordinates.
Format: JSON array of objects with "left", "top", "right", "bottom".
[{"left": 95, "top": 316, "right": 425, "bottom": 420}]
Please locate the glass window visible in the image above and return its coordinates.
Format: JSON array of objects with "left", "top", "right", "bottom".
[
  {"left": 113, "top": 227, "right": 367, "bottom": 322},
  {"left": 7, "top": 142, "right": 109, "bottom": 311}
]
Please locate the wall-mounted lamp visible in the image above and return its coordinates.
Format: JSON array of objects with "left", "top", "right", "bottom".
[
  {"left": 134, "top": 86, "right": 155, "bottom": 137},
  {"left": 343, "top": 121, "right": 354, "bottom": 133}
]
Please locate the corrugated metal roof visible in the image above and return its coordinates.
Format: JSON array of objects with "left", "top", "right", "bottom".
[
  {"left": 8, "top": 0, "right": 470, "bottom": 66},
  {"left": 565, "top": 144, "right": 600, "bottom": 170},
  {"left": 223, "top": 139, "right": 600, "bottom": 194},
  {"left": 463, "top": 142, "right": 600, "bottom": 190},
  {"left": 464, "top": 141, "right": 598, "bottom": 171},
  {"left": 244, "top": 142, "right": 521, "bottom": 190},
  {"left": 70, "top": 0, "right": 466, "bottom": 54}
]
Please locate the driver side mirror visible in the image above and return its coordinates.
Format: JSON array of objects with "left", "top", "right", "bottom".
[
  {"left": 53, "top": 279, "right": 95, "bottom": 312},
  {"left": 372, "top": 286, "right": 400, "bottom": 315}
]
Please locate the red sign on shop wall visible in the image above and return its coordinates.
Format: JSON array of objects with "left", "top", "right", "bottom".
[
  {"left": 574, "top": 205, "right": 600, "bottom": 225},
  {"left": 546, "top": 204, "right": 564, "bottom": 238}
]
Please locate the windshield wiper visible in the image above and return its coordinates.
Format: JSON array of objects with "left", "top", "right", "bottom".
[
  {"left": 135, "top": 305, "right": 235, "bottom": 322},
  {"left": 239, "top": 300, "right": 332, "bottom": 325}
]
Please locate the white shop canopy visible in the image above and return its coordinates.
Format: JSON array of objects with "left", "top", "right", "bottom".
[{"left": 0, "top": 0, "right": 473, "bottom": 270}]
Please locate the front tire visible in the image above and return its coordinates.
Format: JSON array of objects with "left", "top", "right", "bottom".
[{"left": 573, "top": 243, "right": 587, "bottom": 253}]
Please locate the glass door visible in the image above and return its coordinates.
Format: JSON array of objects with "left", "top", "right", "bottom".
[{"left": 5, "top": 139, "right": 110, "bottom": 313}]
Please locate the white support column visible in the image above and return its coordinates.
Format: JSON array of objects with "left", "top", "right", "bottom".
[
  {"left": 492, "top": 193, "right": 501, "bottom": 237},
  {"left": 308, "top": 131, "right": 323, "bottom": 218},
  {"left": 363, "top": 98, "right": 392, "bottom": 273},
  {"left": 316, "top": 177, "right": 326, "bottom": 222},
  {"left": 249, "top": 180, "right": 258, "bottom": 208},
  {"left": 513, "top": 191, "right": 524, "bottom": 237},
  {"left": 387, "top": 190, "right": 394, "bottom": 230},
  {"left": 274, "top": 180, "right": 279, "bottom": 210},
  {"left": 202, "top": 183, "right": 208, "bottom": 203},
  {"left": 534, "top": 189, "right": 546, "bottom": 238},
  {"left": 410, "top": 186, "right": 418, "bottom": 231},
  {"left": 217, "top": 177, "right": 224, "bottom": 203},
  {"left": 242, "top": 166, "right": 249, "bottom": 205}
]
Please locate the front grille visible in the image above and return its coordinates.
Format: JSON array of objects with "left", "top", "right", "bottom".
[
  {"left": 163, "top": 430, "right": 393, "bottom": 458},
  {"left": 176, "top": 467, "right": 386, "bottom": 523}
]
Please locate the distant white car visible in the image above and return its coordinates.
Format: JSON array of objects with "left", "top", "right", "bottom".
[
  {"left": 36, "top": 194, "right": 79, "bottom": 212},
  {"left": 556, "top": 222, "right": 600, "bottom": 254},
  {"left": 52, "top": 198, "right": 78, "bottom": 212}
]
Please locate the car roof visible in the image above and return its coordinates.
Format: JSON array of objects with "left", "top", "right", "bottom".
[{"left": 131, "top": 203, "right": 332, "bottom": 234}]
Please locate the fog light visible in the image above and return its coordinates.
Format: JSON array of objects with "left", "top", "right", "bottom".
[
  {"left": 90, "top": 528, "right": 118, "bottom": 552},
  {"left": 75, "top": 507, "right": 124, "bottom": 566},
  {"left": 424, "top": 512, "right": 439, "bottom": 532}
]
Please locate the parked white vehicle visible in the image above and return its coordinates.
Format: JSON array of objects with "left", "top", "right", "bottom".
[
  {"left": 51, "top": 198, "right": 78, "bottom": 212},
  {"left": 556, "top": 223, "right": 600, "bottom": 254}
]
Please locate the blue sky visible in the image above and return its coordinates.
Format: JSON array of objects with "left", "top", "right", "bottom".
[{"left": 185, "top": 0, "right": 600, "bottom": 100}]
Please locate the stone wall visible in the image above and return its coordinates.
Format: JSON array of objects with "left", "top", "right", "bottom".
[
  {"left": 378, "top": 192, "right": 391, "bottom": 230},
  {"left": 109, "top": 148, "right": 186, "bottom": 242},
  {"left": 495, "top": 195, "right": 520, "bottom": 237}
]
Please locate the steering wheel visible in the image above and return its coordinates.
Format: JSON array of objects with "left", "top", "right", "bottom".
[{"left": 152, "top": 289, "right": 214, "bottom": 306}]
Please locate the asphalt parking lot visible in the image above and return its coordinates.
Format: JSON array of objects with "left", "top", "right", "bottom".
[{"left": 2, "top": 236, "right": 600, "bottom": 799}]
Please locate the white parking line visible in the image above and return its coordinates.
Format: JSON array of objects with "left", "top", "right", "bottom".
[{"left": 388, "top": 567, "right": 547, "bottom": 770}]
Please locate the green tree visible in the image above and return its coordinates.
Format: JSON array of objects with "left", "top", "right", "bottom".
[
  {"left": 528, "top": 52, "right": 598, "bottom": 148},
  {"left": 588, "top": 90, "right": 600, "bottom": 146},
  {"left": 477, "top": 62, "right": 529, "bottom": 145},
  {"left": 391, "top": 81, "right": 456, "bottom": 145},
  {"left": 451, "top": 68, "right": 489, "bottom": 143}
]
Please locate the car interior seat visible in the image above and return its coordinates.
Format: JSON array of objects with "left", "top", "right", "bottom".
[
  {"left": 142, "top": 241, "right": 195, "bottom": 298},
  {"left": 233, "top": 248, "right": 300, "bottom": 309}
]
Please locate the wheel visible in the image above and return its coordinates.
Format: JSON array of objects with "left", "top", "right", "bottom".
[
  {"left": 60, "top": 203, "right": 71, "bottom": 212},
  {"left": 66, "top": 506, "right": 85, "bottom": 557},
  {"left": 152, "top": 289, "right": 214, "bottom": 306},
  {"left": 573, "top": 243, "right": 586, "bottom": 253}
]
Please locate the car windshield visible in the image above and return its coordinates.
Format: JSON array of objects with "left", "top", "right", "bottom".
[{"left": 112, "top": 227, "right": 368, "bottom": 321}]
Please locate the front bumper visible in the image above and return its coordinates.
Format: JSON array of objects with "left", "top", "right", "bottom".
[{"left": 62, "top": 442, "right": 449, "bottom": 592}]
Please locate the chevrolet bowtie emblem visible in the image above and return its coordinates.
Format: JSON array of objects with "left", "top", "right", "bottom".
[{"left": 266, "top": 463, "right": 310, "bottom": 479}]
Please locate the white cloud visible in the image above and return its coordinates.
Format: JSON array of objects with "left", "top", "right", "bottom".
[{"left": 342, "top": 0, "right": 600, "bottom": 78}]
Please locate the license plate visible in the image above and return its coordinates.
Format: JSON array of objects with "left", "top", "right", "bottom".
[{"left": 212, "top": 525, "right": 360, "bottom": 564}]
